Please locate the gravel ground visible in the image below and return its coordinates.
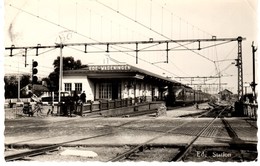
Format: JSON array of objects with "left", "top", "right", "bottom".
[
  {"left": 4, "top": 105, "right": 54, "bottom": 119},
  {"left": 4, "top": 103, "right": 257, "bottom": 162},
  {"left": 5, "top": 146, "right": 182, "bottom": 162},
  {"left": 5, "top": 146, "right": 131, "bottom": 162},
  {"left": 31, "top": 146, "right": 131, "bottom": 162}
]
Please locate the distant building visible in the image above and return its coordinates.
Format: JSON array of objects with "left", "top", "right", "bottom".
[
  {"left": 218, "top": 89, "right": 233, "bottom": 101},
  {"left": 21, "top": 84, "right": 50, "bottom": 97}
]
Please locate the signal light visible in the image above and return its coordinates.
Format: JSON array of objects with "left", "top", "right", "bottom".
[{"left": 32, "top": 60, "right": 38, "bottom": 84}]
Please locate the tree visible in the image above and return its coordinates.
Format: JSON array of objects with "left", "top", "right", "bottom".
[
  {"left": 20, "top": 75, "right": 30, "bottom": 87},
  {"left": 48, "top": 56, "right": 87, "bottom": 91},
  {"left": 53, "top": 56, "right": 87, "bottom": 72},
  {"left": 4, "top": 74, "right": 31, "bottom": 98},
  {"left": 4, "top": 75, "right": 17, "bottom": 98}
]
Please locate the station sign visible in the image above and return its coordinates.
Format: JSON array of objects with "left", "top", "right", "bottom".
[{"left": 88, "top": 65, "right": 131, "bottom": 71}]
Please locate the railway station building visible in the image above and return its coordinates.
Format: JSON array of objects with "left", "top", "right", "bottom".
[{"left": 62, "top": 64, "right": 181, "bottom": 102}]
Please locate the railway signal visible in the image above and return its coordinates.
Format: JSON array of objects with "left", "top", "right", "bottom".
[{"left": 32, "top": 60, "right": 38, "bottom": 84}]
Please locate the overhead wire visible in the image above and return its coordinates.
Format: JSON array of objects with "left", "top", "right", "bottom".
[
  {"left": 207, "top": 44, "right": 237, "bottom": 77},
  {"left": 66, "top": 45, "right": 179, "bottom": 77},
  {"left": 95, "top": 0, "right": 215, "bottom": 63},
  {"left": 5, "top": 63, "right": 54, "bottom": 73},
  {"left": 222, "top": 44, "right": 237, "bottom": 60},
  {"left": 7, "top": 2, "right": 181, "bottom": 78},
  {"left": 169, "top": 59, "right": 190, "bottom": 77},
  {"left": 8, "top": 4, "right": 102, "bottom": 49},
  {"left": 151, "top": 0, "right": 213, "bottom": 37}
]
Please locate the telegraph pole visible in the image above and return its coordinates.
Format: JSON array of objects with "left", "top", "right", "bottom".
[
  {"left": 58, "top": 44, "right": 63, "bottom": 103},
  {"left": 58, "top": 42, "right": 63, "bottom": 115},
  {"left": 251, "top": 42, "right": 257, "bottom": 103}
]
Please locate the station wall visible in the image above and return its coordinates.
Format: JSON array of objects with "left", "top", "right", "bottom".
[{"left": 62, "top": 75, "right": 161, "bottom": 102}]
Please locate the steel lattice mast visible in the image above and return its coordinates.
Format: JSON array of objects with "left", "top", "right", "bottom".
[{"left": 236, "top": 37, "right": 243, "bottom": 100}]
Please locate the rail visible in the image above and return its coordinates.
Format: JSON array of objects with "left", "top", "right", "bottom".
[
  {"left": 5, "top": 119, "right": 142, "bottom": 161},
  {"left": 5, "top": 105, "right": 231, "bottom": 162},
  {"left": 107, "top": 105, "right": 231, "bottom": 162},
  {"left": 171, "top": 105, "right": 229, "bottom": 161},
  {"left": 5, "top": 145, "right": 60, "bottom": 162}
]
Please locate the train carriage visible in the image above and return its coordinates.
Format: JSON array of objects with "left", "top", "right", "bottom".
[{"left": 166, "top": 85, "right": 211, "bottom": 106}]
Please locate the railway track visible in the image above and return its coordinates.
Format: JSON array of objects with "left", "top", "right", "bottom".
[
  {"left": 107, "top": 105, "right": 231, "bottom": 162},
  {"left": 5, "top": 118, "right": 143, "bottom": 161},
  {"left": 171, "top": 106, "right": 229, "bottom": 161},
  {"left": 5, "top": 117, "right": 108, "bottom": 148},
  {"left": 6, "top": 105, "right": 242, "bottom": 162}
]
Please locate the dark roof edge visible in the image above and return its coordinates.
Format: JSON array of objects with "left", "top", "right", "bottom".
[
  {"left": 64, "top": 64, "right": 187, "bottom": 86},
  {"left": 127, "top": 64, "right": 180, "bottom": 85}
]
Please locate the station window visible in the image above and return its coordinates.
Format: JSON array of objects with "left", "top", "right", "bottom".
[
  {"left": 64, "top": 83, "right": 72, "bottom": 92},
  {"left": 99, "top": 83, "right": 112, "bottom": 99},
  {"left": 75, "top": 83, "right": 82, "bottom": 92}
]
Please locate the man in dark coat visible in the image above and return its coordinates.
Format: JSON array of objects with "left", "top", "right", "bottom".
[
  {"left": 73, "top": 91, "right": 79, "bottom": 113},
  {"left": 80, "top": 91, "right": 86, "bottom": 103}
]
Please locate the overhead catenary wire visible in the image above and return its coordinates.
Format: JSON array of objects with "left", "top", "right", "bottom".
[
  {"left": 6, "top": 1, "right": 181, "bottom": 75},
  {"left": 222, "top": 44, "right": 237, "bottom": 60},
  {"left": 6, "top": 1, "right": 243, "bottom": 82},
  {"left": 8, "top": 1, "right": 224, "bottom": 80},
  {"left": 169, "top": 59, "right": 190, "bottom": 77},
  {"left": 8, "top": 4, "right": 99, "bottom": 43},
  {"left": 151, "top": 0, "right": 213, "bottom": 38},
  {"left": 7, "top": 3, "right": 180, "bottom": 78},
  {"left": 95, "top": 0, "right": 215, "bottom": 63},
  {"left": 207, "top": 43, "right": 237, "bottom": 77},
  {"left": 66, "top": 46, "right": 180, "bottom": 77}
]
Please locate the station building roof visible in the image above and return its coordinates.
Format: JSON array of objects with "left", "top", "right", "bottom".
[{"left": 63, "top": 64, "right": 183, "bottom": 86}]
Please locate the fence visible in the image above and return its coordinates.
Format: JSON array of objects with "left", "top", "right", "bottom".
[
  {"left": 242, "top": 103, "right": 257, "bottom": 119},
  {"left": 73, "top": 97, "right": 157, "bottom": 116},
  {"left": 5, "top": 98, "right": 31, "bottom": 103},
  {"left": 234, "top": 101, "right": 258, "bottom": 119},
  {"left": 5, "top": 98, "right": 31, "bottom": 108}
]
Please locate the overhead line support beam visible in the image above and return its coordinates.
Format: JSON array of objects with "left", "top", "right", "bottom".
[{"left": 5, "top": 37, "right": 246, "bottom": 50}]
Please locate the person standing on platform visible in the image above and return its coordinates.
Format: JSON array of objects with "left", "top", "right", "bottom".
[
  {"left": 80, "top": 91, "right": 86, "bottom": 104},
  {"left": 73, "top": 91, "right": 79, "bottom": 113}
]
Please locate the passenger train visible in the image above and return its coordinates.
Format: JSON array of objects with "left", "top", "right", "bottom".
[{"left": 165, "top": 85, "right": 211, "bottom": 106}]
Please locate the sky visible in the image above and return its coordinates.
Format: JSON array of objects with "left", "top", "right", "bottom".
[{"left": 1, "top": 0, "right": 259, "bottom": 94}]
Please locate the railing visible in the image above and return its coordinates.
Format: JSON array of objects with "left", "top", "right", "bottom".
[
  {"left": 5, "top": 98, "right": 31, "bottom": 108},
  {"left": 234, "top": 101, "right": 258, "bottom": 119},
  {"left": 5, "top": 98, "right": 31, "bottom": 103},
  {"left": 74, "top": 97, "right": 148, "bottom": 116},
  {"left": 243, "top": 103, "right": 258, "bottom": 119}
]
